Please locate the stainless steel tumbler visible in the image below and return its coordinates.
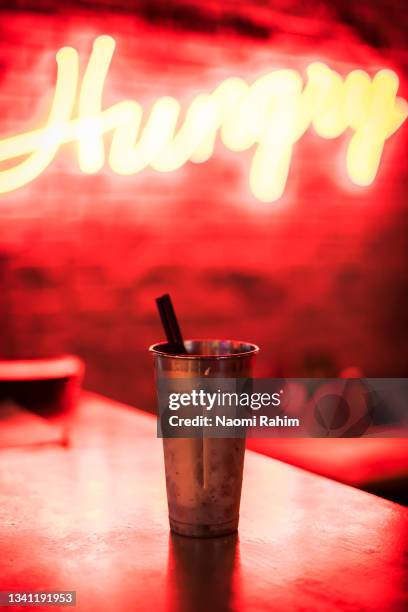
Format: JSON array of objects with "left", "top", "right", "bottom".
[{"left": 150, "top": 339, "right": 259, "bottom": 537}]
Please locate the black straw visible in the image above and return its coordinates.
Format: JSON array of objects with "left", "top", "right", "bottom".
[{"left": 155, "top": 294, "right": 187, "bottom": 354}]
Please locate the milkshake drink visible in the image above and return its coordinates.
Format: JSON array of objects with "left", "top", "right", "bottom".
[{"left": 150, "top": 339, "right": 259, "bottom": 537}]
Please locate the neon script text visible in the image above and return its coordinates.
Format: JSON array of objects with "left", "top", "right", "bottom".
[{"left": 0, "top": 35, "right": 407, "bottom": 201}]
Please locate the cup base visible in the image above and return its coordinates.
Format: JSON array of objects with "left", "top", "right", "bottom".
[{"left": 169, "top": 517, "right": 239, "bottom": 538}]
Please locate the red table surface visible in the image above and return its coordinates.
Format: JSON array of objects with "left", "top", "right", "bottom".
[{"left": 0, "top": 392, "right": 407, "bottom": 612}]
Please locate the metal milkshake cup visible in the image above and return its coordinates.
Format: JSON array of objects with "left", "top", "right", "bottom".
[{"left": 150, "top": 339, "right": 259, "bottom": 537}]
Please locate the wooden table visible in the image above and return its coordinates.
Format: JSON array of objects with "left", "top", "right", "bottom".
[{"left": 0, "top": 393, "right": 407, "bottom": 612}]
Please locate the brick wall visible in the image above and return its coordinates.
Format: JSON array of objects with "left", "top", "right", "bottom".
[{"left": 1, "top": 1, "right": 407, "bottom": 411}]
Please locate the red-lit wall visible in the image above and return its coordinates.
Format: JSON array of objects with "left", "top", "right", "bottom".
[{"left": 1, "top": 2, "right": 407, "bottom": 411}]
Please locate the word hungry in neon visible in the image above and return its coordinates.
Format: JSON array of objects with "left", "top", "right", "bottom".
[{"left": 0, "top": 35, "right": 407, "bottom": 200}]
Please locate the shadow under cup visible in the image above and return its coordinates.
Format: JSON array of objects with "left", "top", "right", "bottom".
[{"left": 150, "top": 339, "right": 259, "bottom": 537}]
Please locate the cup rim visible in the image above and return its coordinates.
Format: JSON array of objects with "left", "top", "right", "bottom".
[{"left": 149, "top": 338, "right": 260, "bottom": 360}]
